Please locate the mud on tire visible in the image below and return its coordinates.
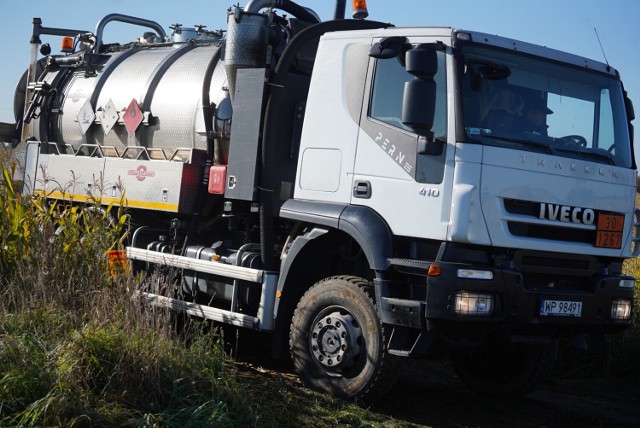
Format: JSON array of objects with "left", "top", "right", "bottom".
[{"left": 289, "top": 275, "right": 395, "bottom": 401}]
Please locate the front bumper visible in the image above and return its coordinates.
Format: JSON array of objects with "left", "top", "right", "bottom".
[{"left": 377, "top": 251, "right": 635, "bottom": 335}]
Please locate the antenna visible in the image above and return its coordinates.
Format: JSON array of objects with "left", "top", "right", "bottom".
[{"left": 593, "top": 27, "right": 610, "bottom": 71}]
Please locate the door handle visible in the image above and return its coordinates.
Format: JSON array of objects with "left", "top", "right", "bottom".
[{"left": 353, "top": 180, "right": 371, "bottom": 199}]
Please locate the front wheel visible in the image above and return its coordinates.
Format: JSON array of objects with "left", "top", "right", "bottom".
[
  {"left": 451, "top": 339, "right": 559, "bottom": 397},
  {"left": 289, "top": 276, "right": 394, "bottom": 401}
]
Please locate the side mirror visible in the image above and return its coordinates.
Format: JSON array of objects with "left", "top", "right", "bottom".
[
  {"left": 369, "top": 36, "right": 409, "bottom": 59},
  {"left": 405, "top": 45, "right": 438, "bottom": 78},
  {"left": 624, "top": 92, "right": 635, "bottom": 121},
  {"left": 402, "top": 79, "right": 436, "bottom": 133},
  {"left": 624, "top": 91, "right": 635, "bottom": 152},
  {"left": 402, "top": 45, "right": 438, "bottom": 135}
]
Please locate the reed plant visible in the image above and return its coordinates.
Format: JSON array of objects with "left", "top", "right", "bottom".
[{"left": 0, "top": 155, "right": 260, "bottom": 426}]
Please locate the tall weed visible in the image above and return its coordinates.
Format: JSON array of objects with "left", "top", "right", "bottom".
[
  {"left": 0, "top": 157, "right": 257, "bottom": 426},
  {"left": 0, "top": 164, "right": 34, "bottom": 278}
]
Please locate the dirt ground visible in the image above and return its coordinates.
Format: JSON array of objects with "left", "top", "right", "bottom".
[
  {"left": 376, "top": 360, "right": 640, "bottom": 428},
  {"left": 230, "top": 326, "right": 639, "bottom": 427},
  {"left": 236, "top": 344, "right": 639, "bottom": 428}
]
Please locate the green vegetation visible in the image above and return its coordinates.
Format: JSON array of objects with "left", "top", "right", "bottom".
[
  {"left": 1, "top": 148, "right": 638, "bottom": 426},
  {"left": 611, "top": 257, "right": 640, "bottom": 375},
  {"left": 0, "top": 152, "right": 403, "bottom": 427}
]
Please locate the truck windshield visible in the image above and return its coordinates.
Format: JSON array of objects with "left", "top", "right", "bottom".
[{"left": 460, "top": 45, "right": 633, "bottom": 168}]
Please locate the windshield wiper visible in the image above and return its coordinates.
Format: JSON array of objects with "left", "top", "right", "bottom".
[
  {"left": 475, "top": 133, "right": 555, "bottom": 154},
  {"left": 552, "top": 146, "right": 615, "bottom": 165}
]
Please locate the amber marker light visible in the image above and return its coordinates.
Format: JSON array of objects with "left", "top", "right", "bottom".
[
  {"left": 352, "top": 0, "right": 369, "bottom": 19},
  {"left": 427, "top": 263, "right": 441, "bottom": 277},
  {"left": 61, "top": 37, "right": 74, "bottom": 53}
]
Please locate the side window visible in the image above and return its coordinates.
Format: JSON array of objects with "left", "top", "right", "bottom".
[
  {"left": 368, "top": 48, "right": 447, "bottom": 184},
  {"left": 370, "top": 50, "right": 447, "bottom": 138},
  {"left": 597, "top": 89, "right": 614, "bottom": 151},
  {"left": 370, "top": 58, "right": 413, "bottom": 131}
]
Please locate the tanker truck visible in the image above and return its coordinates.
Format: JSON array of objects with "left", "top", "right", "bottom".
[{"left": 5, "top": 0, "right": 638, "bottom": 400}]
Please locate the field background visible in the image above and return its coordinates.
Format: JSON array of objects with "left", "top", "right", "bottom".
[{"left": 1, "top": 151, "right": 638, "bottom": 427}]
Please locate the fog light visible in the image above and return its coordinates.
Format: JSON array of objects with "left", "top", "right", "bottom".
[
  {"left": 611, "top": 299, "right": 632, "bottom": 320},
  {"left": 619, "top": 278, "right": 635, "bottom": 289},
  {"left": 454, "top": 292, "right": 494, "bottom": 316},
  {"left": 458, "top": 269, "right": 494, "bottom": 280}
]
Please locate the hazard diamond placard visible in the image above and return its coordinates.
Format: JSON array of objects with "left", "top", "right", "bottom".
[
  {"left": 124, "top": 99, "right": 143, "bottom": 136},
  {"left": 77, "top": 99, "right": 95, "bottom": 135}
]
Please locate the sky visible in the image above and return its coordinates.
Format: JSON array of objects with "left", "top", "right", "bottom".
[{"left": 1, "top": 0, "right": 638, "bottom": 151}]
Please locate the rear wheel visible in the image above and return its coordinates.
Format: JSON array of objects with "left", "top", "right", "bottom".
[
  {"left": 451, "top": 339, "right": 559, "bottom": 397},
  {"left": 289, "top": 276, "right": 394, "bottom": 401}
]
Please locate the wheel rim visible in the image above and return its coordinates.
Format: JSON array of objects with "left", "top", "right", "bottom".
[{"left": 309, "top": 306, "right": 362, "bottom": 375}]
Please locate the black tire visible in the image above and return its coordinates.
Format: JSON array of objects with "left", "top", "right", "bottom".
[
  {"left": 451, "top": 339, "right": 559, "bottom": 398},
  {"left": 289, "top": 276, "right": 394, "bottom": 401}
]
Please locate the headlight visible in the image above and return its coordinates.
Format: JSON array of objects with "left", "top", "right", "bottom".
[
  {"left": 611, "top": 299, "right": 632, "bottom": 321},
  {"left": 454, "top": 292, "right": 494, "bottom": 316}
]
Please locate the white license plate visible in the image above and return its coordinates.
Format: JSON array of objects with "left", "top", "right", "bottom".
[{"left": 539, "top": 300, "right": 582, "bottom": 317}]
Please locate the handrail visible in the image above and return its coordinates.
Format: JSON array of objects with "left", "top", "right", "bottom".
[{"left": 94, "top": 14, "right": 166, "bottom": 53}]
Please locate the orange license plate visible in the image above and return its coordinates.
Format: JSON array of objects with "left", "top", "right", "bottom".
[{"left": 595, "top": 213, "right": 624, "bottom": 249}]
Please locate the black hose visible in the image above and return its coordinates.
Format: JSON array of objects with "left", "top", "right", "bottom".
[
  {"left": 39, "top": 68, "right": 72, "bottom": 144},
  {"left": 202, "top": 47, "right": 221, "bottom": 160},
  {"left": 181, "top": 46, "right": 221, "bottom": 255},
  {"left": 276, "top": 0, "right": 320, "bottom": 23},
  {"left": 13, "top": 58, "right": 46, "bottom": 131},
  {"left": 259, "top": 19, "right": 392, "bottom": 270},
  {"left": 246, "top": 0, "right": 320, "bottom": 24}
]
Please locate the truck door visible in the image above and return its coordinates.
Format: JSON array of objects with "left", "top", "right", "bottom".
[{"left": 352, "top": 36, "right": 454, "bottom": 241}]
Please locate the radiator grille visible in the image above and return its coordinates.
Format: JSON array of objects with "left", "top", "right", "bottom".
[
  {"left": 507, "top": 222, "right": 595, "bottom": 244},
  {"left": 504, "top": 198, "right": 597, "bottom": 245}
]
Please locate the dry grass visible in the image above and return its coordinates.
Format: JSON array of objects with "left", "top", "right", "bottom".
[
  {"left": 0, "top": 154, "right": 401, "bottom": 427},
  {"left": 0, "top": 154, "right": 250, "bottom": 426},
  {"left": 1, "top": 150, "right": 638, "bottom": 426}
]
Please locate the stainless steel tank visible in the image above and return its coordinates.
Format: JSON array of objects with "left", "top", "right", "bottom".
[{"left": 31, "top": 43, "right": 229, "bottom": 154}]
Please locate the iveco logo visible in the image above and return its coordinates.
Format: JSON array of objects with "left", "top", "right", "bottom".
[
  {"left": 538, "top": 203, "right": 595, "bottom": 225},
  {"left": 128, "top": 165, "right": 156, "bottom": 182}
]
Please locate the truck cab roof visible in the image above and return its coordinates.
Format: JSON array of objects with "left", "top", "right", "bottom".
[{"left": 320, "top": 26, "right": 619, "bottom": 77}]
